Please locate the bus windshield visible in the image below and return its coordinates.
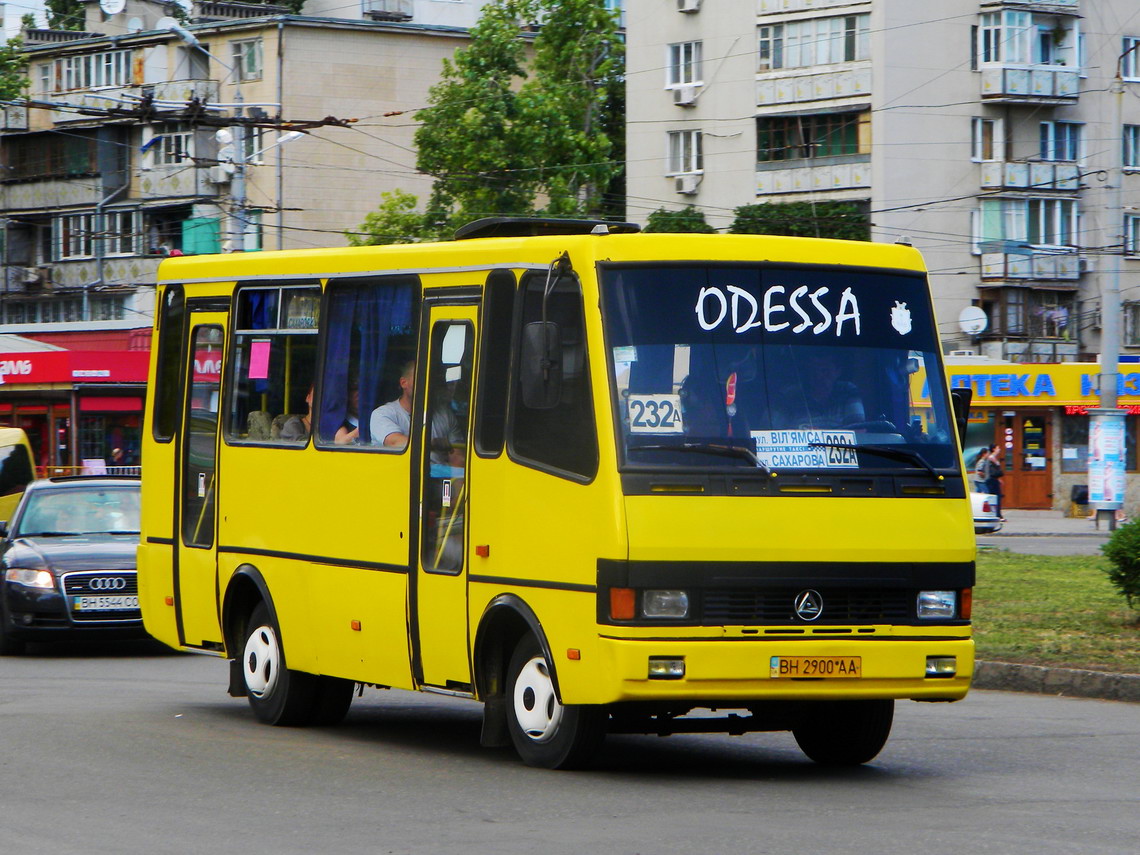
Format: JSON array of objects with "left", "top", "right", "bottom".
[{"left": 601, "top": 264, "right": 958, "bottom": 473}]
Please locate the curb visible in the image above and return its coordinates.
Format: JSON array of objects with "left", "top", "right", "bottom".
[{"left": 973, "top": 660, "right": 1140, "bottom": 703}]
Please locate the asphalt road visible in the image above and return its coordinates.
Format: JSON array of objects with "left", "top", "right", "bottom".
[{"left": 1, "top": 641, "right": 1138, "bottom": 854}]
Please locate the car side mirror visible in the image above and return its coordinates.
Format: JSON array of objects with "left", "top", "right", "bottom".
[
  {"left": 0, "top": 522, "right": 8, "bottom": 538},
  {"left": 520, "top": 321, "right": 562, "bottom": 409},
  {"left": 950, "top": 387, "right": 972, "bottom": 447}
]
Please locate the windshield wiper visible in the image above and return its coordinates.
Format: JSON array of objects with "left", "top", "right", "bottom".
[
  {"left": 17, "top": 531, "right": 82, "bottom": 538},
  {"left": 104, "top": 530, "right": 140, "bottom": 536},
  {"left": 808, "top": 441, "right": 942, "bottom": 480},
  {"left": 633, "top": 442, "right": 773, "bottom": 475}
]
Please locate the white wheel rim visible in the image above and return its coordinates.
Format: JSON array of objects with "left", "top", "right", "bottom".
[
  {"left": 243, "top": 622, "right": 280, "bottom": 699},
  {"left": 513, "top": 654, "right": 563, "bottom": 743}
]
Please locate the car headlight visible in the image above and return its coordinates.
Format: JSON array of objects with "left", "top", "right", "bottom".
[
  {"left": 917, "top": 590, "right": 957, "bottom": 619},
  {"left": 642, "top": 589, "right": 689, "bottom": 619},
  {"left": 4, "top": 567, "right": 55, "bottom": 589}
]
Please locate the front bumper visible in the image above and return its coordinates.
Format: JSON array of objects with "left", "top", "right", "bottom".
[{"left": 577, "top": 634, "right": 974, "bottom": 705}]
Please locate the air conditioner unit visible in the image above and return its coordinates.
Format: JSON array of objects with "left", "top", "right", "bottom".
[
  {"left": 206, "top": 165, "right": 232, "bottom": 184},
  {"left": 675, "top": 174, "right": 701, "bottom": 195},
  {"left": 19, "top": 266, "right": 42, "bottom": 285},
  {"left": 1078, "top": 257, "right": 1094, "bottom": 274},
  {"left": 673, "top": 85, "right": 698, "bottom": 106},
  {"left": 677, "top": 0, "right": 701, "bottom": 12}
]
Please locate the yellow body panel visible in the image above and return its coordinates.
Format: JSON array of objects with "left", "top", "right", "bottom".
[
  {"left": 0, "top": 428, "right": 35, "bottom": 522},
  {"left": 139, "top": 230, "right": 973, "bottom": 713}
]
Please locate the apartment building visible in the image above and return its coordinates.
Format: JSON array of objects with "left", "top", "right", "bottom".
[
  {"left": 626, "top": 0, "right": 1140, "bottom": 512},
  {"left": 0, "top": 0, "right": 479, "bottom": 469}
]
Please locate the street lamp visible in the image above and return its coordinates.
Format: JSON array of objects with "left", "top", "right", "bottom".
[
  {"left": 1088, "top": 42, "right": 1140, "bottom": 530},
  {"left": 164, "top": 22, "right": 248, "bottom": 253}
]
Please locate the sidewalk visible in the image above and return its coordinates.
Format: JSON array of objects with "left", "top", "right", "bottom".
[{"left": 973, "top": 507, "right": 1139, "bottom": 703}]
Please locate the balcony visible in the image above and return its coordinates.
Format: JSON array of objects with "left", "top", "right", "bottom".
[
  {"left": 50, "top": 80, "right": 220, "bottom": 125},
  {"left": 980, "top": 249, "right": 1083, "bottom": 281},
  {"left": 363, "top": 0, "right": 413, "bottom": 21},
  {"left": 1, "top": 180, "right": 103, "bottom": 211},
  {"left": 757, "top": 0, "right": 859, "bottom": 14},
  {"left": 49, "top": 256, "right": 162, "bottom": 290},
  {"left": 980, "top": 160, "right": 1080, "bottom": 191},
  {"left": 980, "top": 65, "right": 1079, "bottom": 104},
  {"left": 756, "top": 157, "right": 870, "bottom": 195},
  {"left": 756, "top": 65, "right": 871, "bottom": 107}
]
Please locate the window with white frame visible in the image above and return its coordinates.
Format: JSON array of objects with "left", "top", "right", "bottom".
[
  {"left": 151, "top": 123, "right": 194, "bottom": 167},
  {"left": 976, "top": 11, "right": 1073, "bottom": 67},
  {"left": 667, "top": 130, "right": 702, "bottom": 174},
  {"left": 231, "top": 39, "right": 263, "bottom": 82},
  {"left": 1123, "top": 36, "right": 1140, "bottom": 80},
  {"left": 757, "top": 111, "right": 868, "bottom": 162},
  {"left": 1040, "top": 121, "right": 1082, "bottom": 162},
  {"left": 47, "top": 50, "right": 133, "bottom": 92},
  {"left": 54, "top": 210, "right": 140, "bottom": 260},
  {"left": 972, "top": 117, "right": 1002, "bottom": 161},
  {"left": 667, "top": 41, "right": 702, "bottom": 87},
  {"left": 1125, "top": 125, "right": 1140, "bottom": 169},
  {"left": 1126, "top": 214, "right": 1140, "bottom": 257},
  {"left": 757, "top": 14, "right": 869, "bottom": 71},
  {"left": 241, "top": 127, "right": 265, "bottom": 164},
  {"left": 976, "top": 197, "right": 1078, "bottom": 250}
]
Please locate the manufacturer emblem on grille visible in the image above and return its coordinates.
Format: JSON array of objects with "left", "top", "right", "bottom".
[
  {"left": 89, "top": 577, "right": 128, "bottom": 591},
  {"left": 794, "top": 589, "right": 823, "bottom": 621}
]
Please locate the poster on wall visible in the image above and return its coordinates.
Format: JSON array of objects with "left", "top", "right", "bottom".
[{"left": 1089, "top": 412, "right": 1125, "bottom": 509}]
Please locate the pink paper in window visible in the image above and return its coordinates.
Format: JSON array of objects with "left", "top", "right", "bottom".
[{"left": 249, "top": 339, "right": 271, "bottom": 380}]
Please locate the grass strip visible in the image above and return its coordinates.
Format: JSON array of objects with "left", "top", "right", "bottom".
[{"left": 974, "top": 550, "right": 1139, "bottom": 674}]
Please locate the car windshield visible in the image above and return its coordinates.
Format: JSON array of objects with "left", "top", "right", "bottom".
[
  {"left": 601, "top": 264, "right": 958, "bottom": 473},
  {"left": 15, "top": 485, "right": 141, "bottom": 537}
]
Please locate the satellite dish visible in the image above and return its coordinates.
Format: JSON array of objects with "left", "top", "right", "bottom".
[
  {"left": 958, "top": 306, "right": 988, "bottom": 335},
  {"left": 127, "top": 17, "right": 144, "bottom": 33},
  {"left": 100, "top": 0, "right": 126, "bottom": 14}
]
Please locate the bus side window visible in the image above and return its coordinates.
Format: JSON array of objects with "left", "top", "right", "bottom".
[
  {"left": 153, "top": 285, "right": 185, "bottom": 442},
  {"left": 225, "top": 286, "right": 321, "bottom": 445},
  {"left": 475, "top": 269, "right": 515, "bottom": 457},
  {"left": 508, "top": 271, "right": 598, "bottom": 480},
  {"left": 316, "top": 276, "right": 418, "bottom": 448}
]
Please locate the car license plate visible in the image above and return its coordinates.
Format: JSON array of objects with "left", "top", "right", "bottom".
[
  {"left": 769, "top": 656, "right": 861, "bottom": 679},
  {"left": 73, "top": 595, "right": 139, "bottom": 611}
]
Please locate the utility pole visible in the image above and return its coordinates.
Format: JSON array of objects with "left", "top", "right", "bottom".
[{"left": 1089, "top": 45, "right": 1137, "bottom": 531}]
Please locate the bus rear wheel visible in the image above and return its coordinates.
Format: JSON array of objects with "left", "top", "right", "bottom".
[
  {"left": 505, "top": 635, "right": 606, "bottom": 769},
  {"left": 242, "top": 601, "right": 318, "bottom": 726},
  {"left": 792, "top": 699, "right": 894, "bottom": 766}
]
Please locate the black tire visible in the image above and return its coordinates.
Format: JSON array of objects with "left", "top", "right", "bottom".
[
  {"left": 792, "top": 699, "right": 894, "bottom": 766},
  {"left": 241, "top": 601, "right": 317, "bottom": 726},
  {"left": 310, "top": 676, "right": 355, "bottom": 726},
  {"left": 505, "top": 634, "right": 606, "bottom": 769}
]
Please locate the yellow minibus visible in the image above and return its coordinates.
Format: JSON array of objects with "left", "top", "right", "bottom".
[{"left": 139, "top": 218, "right": 975, "bottom": 768}]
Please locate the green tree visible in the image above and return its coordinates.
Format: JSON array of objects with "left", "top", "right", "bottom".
[
  {"left": 0, "top": 36, "right": 28, "bottom": 102},
  {"left": 730, "top": 201, "right": 870, "bottom": 241},
  {"left": 413, "top": 0, "right": 623, "bottom": 224},
  {"left": 46, "top": 0, "right": 85, "bottom": 31},
  {"left": 345, "top": 189, "right": 448, "bottom": 245},
  {"left": 642, "top": 206, "right": 716, "bottom": 234}
]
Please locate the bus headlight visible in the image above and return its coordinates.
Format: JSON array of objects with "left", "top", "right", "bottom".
[
  {"left": 642, "top": 590, "right": 689, "bottom": 619},
  {"left": 4, "top": 567, "right": 55, "bottom": 589},
  {"left": 917, "top": 590, "right": 957, "bottom": 619}
]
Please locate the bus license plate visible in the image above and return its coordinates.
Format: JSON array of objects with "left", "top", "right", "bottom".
[
  {"left": 73, "top": 595, "right": 139, "bottom": 611},
  {"left": 769, "top": 656, "right": 861, "bottom": 679}
]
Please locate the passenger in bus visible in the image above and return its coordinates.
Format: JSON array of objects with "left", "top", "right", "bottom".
[
  {"left": 279, "top": 386, "right": 313, "bottom": 442},
  {"left": 333, "top": 381, "right": 361, "bottom": 444},
  {"left": 777, "top": 351, "right": 865, "bottom": 429},
  {"left": 369, "top": 361, "right": 462, "bottom": 462}
]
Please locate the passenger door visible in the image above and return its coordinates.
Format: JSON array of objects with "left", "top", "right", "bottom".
[
  {"left": 414, "top": 306, "right": 477, "bottom": 690},
  {"left": 176, "top": 315, "right": 226, "bottom": 648}
]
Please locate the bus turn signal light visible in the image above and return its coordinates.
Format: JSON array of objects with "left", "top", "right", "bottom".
[
  {"left": 960, "top": 588, "right": 973, "bottom": 620},
  {"left": 610, "top": 587, "right": 635, "bottom": 620}
]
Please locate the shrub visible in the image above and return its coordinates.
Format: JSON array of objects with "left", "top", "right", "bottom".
[{"left": 1100, "top": 520, "right": 1140, "bottom": 609}]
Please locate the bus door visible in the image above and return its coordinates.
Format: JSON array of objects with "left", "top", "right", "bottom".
[
  {"left": 176, "top": 314, "right": 226, "bottom": 648},
  {"left": 414, "top": 306, "right": 477, "bottom": 689}
]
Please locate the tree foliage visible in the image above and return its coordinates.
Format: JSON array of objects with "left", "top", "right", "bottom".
[
  {"left": 642, "top": 206, "right": 716, "bottom": 234},
  {"left": 1101, "top": 521, "right": 1140, "bottom": 610},
  {"left": 46, "top": 0, "right": 85, "bottom": 31},
  {"left": 0, "top": 36, "right": 28, "bottom": 102},
  {"left": 346, "top": 189, "right": 449, "bottom": 245},
  {"left": 412, "top": 0, "right": 623, "bottom": 225},
  {"left": 730, "top": 201, "right": 870, "bottom": 241}
]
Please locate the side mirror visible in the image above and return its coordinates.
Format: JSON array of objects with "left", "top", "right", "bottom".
[
  {"left": 950, "top": 387, "right": 972, "bottom": 447},
  {"left": 0, "top": 522, "right": 8, "bottom": 539},
  {"left": 520, "top": 321, "right": 562, "bottom": 409}
]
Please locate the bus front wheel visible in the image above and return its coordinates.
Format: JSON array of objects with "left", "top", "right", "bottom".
[
  {"left": 505, "top": 635, "right": 606, "bottom": 769},
  {"left": 792, "top": 699, "right": 894, "bottom": 765},
  {"left": 242, "top": 601, "right": 317, "bottom": 726}
]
